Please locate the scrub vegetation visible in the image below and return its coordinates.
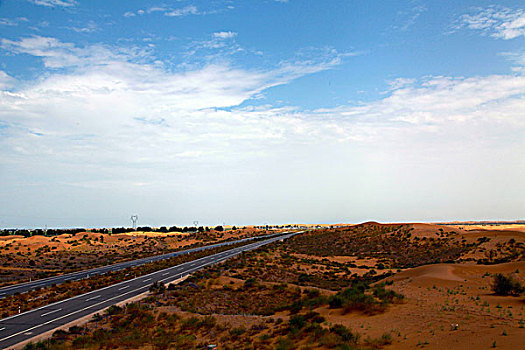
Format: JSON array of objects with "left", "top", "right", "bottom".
[{"left": 16, "top": 223, "right": 525, "bottom": 349}]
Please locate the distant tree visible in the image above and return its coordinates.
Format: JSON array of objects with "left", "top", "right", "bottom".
[{"left": 215, "top": 226, "right": 224, "bottom": 232}]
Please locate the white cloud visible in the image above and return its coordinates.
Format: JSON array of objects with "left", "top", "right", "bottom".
[
  {"left": 185, "top": 31, "right": 241, "bottom": 56},
  {"left": 148, "top": 7, "right": 166, "bottom": 14},
  {"left": 123, "top": 4, "right": 232, "bottom": 20},
  {"left": 165, "top": 5, "right": 199, "bottom": 17},
  {"left": 0, "top": 17, "right": 29, "bottom": 26},
  {"left": 28, "top": 0, "right": 77, "bottom": 7},
  {"left": 1, "top": 36, "right": 150, "bottom": 69},
  {"left": 71, "top": 21, "right": 98, "bottom": 33},
  {"left": 455, "top": 6, "right": 525, "bottom": 39},
  {"left": 335, "top": 75, "right": 525, "bottom": 128},
  {"left": 0, "top": 71, "right": 16, "bottom": 89},
  {"left": 394, "top": 4, "right": 427, "bottom": 31},
  {"left": 213, "top": 31, "right": 237, "bottom": 39},
  {"left": 2, "top": 37, "right": 524, "bottom": 158},
  {"left": 0, "top": 37, "right": 346, "bottom": 167}
]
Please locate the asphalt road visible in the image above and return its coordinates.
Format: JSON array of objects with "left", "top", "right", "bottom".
[
  {"left": 0, "top": 231, "right": 287, "bottom": 298},
  {"left": 0, "top": 231, "right": 300, "bottom": 349}
]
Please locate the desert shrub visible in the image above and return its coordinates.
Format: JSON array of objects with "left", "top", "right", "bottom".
[
  {"left": 492, "top": 274, "right": 523, "bottom": 296},
  {"left": 276, "top": 337, "right": 293, "bottom": 350},
  {"left": 200, "top": 315, "right": 217, "bottom": 329},
  {"left": 105, "top": 305, "right": 122, "bottom": 316},
  {"left": 372, "top": 283, "right": 404, "bottom": 303},
  {"left": 328, "top": 282, "right": 403, "bottom": 315},
  {"left": 328, "top": 295, "right": 344, "bottom": 309},
  {"left": 330, "top": 324, "right": 359, "bottom": 344},
  {"left": 305, "top": 288, "right": 320, "bottom": 298},
  {"left": 319, "top": 332, "right": 343, "bottom": 348},
  {"left": 68, "top": 325, "right": 82, "bottom": 334},
  {"left": 243, "top": 277, "right": 257, "bottom": 288},
  {"left": 340, "top": 288, "right": 376, "bottom": 314},
  {"left": 92, "top": 328, "right": 110, "bottom": 342},
  {"left": 289, "top": 314, "right": 306, "bottom": 330},
  {"left": 289, "top": 299, "right": 304, "bottom": 314},
  {"left": 22, "top": 342, "right": 47, "bottom": 350},
  {"left": 181, "top": 316, "right": 200, "bottom": 330},
  {"left": 298, "top": 273, "right": 311, "bottom": 283},
  {"left": 304, "top": 311, "right": 325, "bottom": 323},
  {"left": 364, "top": 332, "right": 393, "bottom": 348},
  {"left": 52, "top": 329, "right": 68, "bottom": 339},
  {"left": 229, "top": 326, "right": 246, "bottom": 339},
  {"left": 149, "top": 281, "right": 166, "bottom": 293}
]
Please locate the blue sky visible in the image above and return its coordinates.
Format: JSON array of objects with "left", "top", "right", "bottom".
[{"left": 0, "top": 0, "right": 524, "bottom": 228}]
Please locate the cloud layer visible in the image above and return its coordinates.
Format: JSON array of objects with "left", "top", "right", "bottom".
[{"left": 455, "top": 6, "right": 525, "bottom": 39}]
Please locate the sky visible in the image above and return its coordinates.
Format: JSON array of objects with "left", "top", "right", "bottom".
[{"left": 0, "top": 0, "right": 524, "bottom": 228}]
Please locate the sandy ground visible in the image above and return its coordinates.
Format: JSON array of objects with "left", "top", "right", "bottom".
[
  {"left": 446, "top": 224, "right": 525, "bottom": 233},
  {"left": 309, "top": 261, "right": 525, "bottom": 350}
]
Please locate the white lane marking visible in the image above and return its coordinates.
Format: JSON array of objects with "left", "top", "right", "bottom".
[
  {"left": 40, "top": 308, "right": 62, "bottom": 317},
  {"left": 0, "top": 327, "right": 5, "bottom": 331},
  {"left": 162, "top": 272, "right": 170, "bottom": 276},
  {"left": 86, "top": 295, "right": 101, "bottom": 302},
  {"left": 118, "top": 286, "right": 129, "bottom": 290},
  {"left": 143, "top": 278, "right": 152, "bottom": 282}
]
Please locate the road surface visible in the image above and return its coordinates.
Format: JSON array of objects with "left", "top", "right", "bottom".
[
  {"left": 0, "top": 231, "right": 300, "bottom": 349},
  {"left": 0, "top": 231, "right": 287, "bottom": 298}
]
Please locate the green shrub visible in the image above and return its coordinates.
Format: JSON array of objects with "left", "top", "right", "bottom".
[
  {"left": 373, "top": 283, "right": 404, "bottom": 303},
  {"left": 289, "top": 314, "right": 306, "bottom": 330},
  {"left": 149, "top": 281, "right": 166, "bottom": 293},
  {"left": 492, "top": 274, "right": 523, "bottom": 296},
  {"left": 330, "top": 324, "right": 359, "bottom": 344},
  {"left": 229, "top": 326, "right": 246, "bottom": 337},
  {"left": 276, "top": 337, "right": 293, "bottom": 350}
]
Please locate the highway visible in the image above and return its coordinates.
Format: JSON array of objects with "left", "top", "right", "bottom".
[
  {"left": 0, "top": 231, "right": 287, "bottom": 298},
  {"left": 0, "top": 231, "right": 300, "bottom": 349}
]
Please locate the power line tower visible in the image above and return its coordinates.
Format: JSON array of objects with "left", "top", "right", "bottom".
[
  {"left": 193, "top": 220, "right": 199, "bottom": 232},
  {"left": 130, "top": 215, "right": 138, "bottom": 238},
  {"left": 130, "top": 215, "right": 138, "bottom": 229}
]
